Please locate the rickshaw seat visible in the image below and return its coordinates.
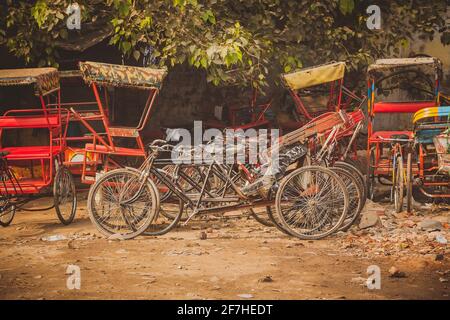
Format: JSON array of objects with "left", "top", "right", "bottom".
[
  {"left": 373, "top": 101, "right": 436, "bottom": 113},
  {"left": 2, "top": 145, "right": 63, "bottom": 159},
  {"left": 85, "top": 143, "right": 145, "bottom": 157},
  {"left": 0, "top": 114, "right": 60, "bottom": 128},
  {"left": 369, "top": 131, "right": 413, "bottom": 143}
]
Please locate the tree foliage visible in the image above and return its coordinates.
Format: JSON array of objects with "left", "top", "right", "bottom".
[{"left": 0, "top": 0, "right": 447, "bottom": 90}]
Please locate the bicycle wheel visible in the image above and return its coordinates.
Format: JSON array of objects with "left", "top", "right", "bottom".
[
  {"left": 248, "top": 207, "right": 274, "bottom": 227},
  {"left": 274, "top": 166, "right": 348, "bottom": 240},
  {"left": 367, "top": 147, "right": 377, "bottom": 200},
  {"left": 0, "top": 202, "right": 15, "bottom": 227},
  {"left": 54, "top": 166, "right": 77, "bottom": 225},
  {"left": 87, "top": 168, "right": 159, "bottom": 239},
  {"left": 406, "top": 152, "right": 413, "bottom": 213},
  {"left": 152, "top": 165, "right": 177, "bottom": 202},
  {"left": 335, "top": 160, "right": 367, "bottom": 208},
  {"left": 393, "top": 155, "right": 404, "bottom": 213},
  {"left": 330, "top": 167, "right": 363, "bottom": 231},
  {"left": 143, "top": 170, "right": 183, "bottom": 236}
]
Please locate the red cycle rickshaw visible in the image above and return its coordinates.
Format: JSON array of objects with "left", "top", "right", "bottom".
[
  {"left": 66, "top": 61, "right": 168, "bottom": 184},
  {"left": 366, "top": 57, "right": 443, "bottom": 212},
  {"left": 0, "top": 68, "right": 76, "bottom": 226}
]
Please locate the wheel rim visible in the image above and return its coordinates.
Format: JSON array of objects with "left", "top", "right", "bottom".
[
  {"left": 406, "top": 153, "right": 413, "bottom": 213},
  {"left": 367, "top": 149, "right": 376, "bottom": 200},
  {"left": 0, "top": 201, "right": 15, "bottom": 226},
  {"left": 331, "top": 167, "right": 362, "bottom": 231},
  {"left": 275, "top": 166, "right": 348, "bottom": 239},
  {"left": 393, "top": 157, "right": 404, "bottom": 213},
  {"left": 89, "top": 170, "right": 157, "bottom": 238},
  {"left": 54, "top": 167, "right": 76, "bottom": 225}
]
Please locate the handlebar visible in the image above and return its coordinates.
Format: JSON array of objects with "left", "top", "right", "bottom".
[{"left": 147, "top": 140, "right": 174, "bottom": 153}]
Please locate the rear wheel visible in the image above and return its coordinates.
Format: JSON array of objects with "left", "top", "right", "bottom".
[
  {"left": 393, "top": 155, "right": 404, "bottom": 213},
  {"left": 335, "top": 161, "right": 367, "bottom": 209},
  {"left": 331, "top": 167, "right": 364, "bottom": 231},
  {"left": 249, "top": 207, "right": 274, "bottom": 227},
  {"left": 367, "top": 147, "right": 376, "bottom": 200},
  {"left": 54, "top": 166, "right": 77, "bottom": 225},
  {"left": 0, "top": 202, "right": 15, "bottom": 227},
  {"left": 406, "top": 153, "right": 413, "bottom": 213},
  {"left": 274, "top": 166, "right": 348, "bottom": 240}
]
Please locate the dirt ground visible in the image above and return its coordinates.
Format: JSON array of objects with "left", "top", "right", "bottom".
[{"left": 0, "top": 193, "right": 449, "bottom": 300}]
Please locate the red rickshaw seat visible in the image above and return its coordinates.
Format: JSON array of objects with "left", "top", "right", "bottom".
[
  {"left": 2, "top": 145, "right": 63, "bottom": 159},
  {"left": 373, "top": 101, "right": 436, "bottom": 113},
  {"left": 0, "top": 114, "right": 60, "bottom": 128}
]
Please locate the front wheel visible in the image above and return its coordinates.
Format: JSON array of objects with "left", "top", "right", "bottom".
[
  {"left": 54, "top": 166, "right": 77, "bottom": 225},
  {"left": 87, "top": 168, "right": 159, "bottom": 239}
]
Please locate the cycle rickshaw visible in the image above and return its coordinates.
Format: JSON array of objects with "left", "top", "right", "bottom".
[
  {"left": 409, "top": 105, "right": 450, "bottom": 203},
  {"left": 67, "top": 61, "right": 168, "bottom": 183},
  {"left": 0, "top": 68, "right": 76, "bottom": 226},
  {"left": 366, "top": 57, "right": 443, "bottom": 212}
]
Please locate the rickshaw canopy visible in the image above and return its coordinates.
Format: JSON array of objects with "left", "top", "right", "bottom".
[
  {"left": 368, "top": 57, "right": 442, "bottom": 76},
  {"left": 79, "top": 61, "right": 167, "bottom": 90},
  {"left": 0, "top": 67, "right": 60, "bottom": 96},
  {"left": 281, "top": 61, "right": 346, "bottom": 90},
  {"left": 413, "top": 105, "right": 450, "bottom": 124}
]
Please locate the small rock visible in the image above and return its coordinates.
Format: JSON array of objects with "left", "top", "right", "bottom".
[
  {"left": 41, "top": 235, "right": 67, "bottom": 242},
  {"left": 67, "top": 239, "right": 77, "bottom": 249},
  {"left": 258, "top": 275, "right": 273, "bottom": 283},
  {"left": 34, "top": 275, "right": 42, "bottom": 279},
  {"left": 439, "top": 277, "right": 448, "bottom": 283},
  {"left": 435, "top": 234, "right": 448, "bottom": 244},
  {"left": 359, "top": 212, "right": 381, "bottom": 229},
  {"left": 237, "top": 293, "right": 254, "bottom": 299},
  {"left": 389, "top": 266, "right": 406, "bottom": 278},
  {"left": 418, "top": 220, "right": 443, "bottom": 232},
  {"left": 199, "top": 231, "right": 207, "bottom": 240},
  {"left": 237, "top": 250, "right": 247, "bottom": 255},
  {"left": 435, "top": 254, "right": 445, "bottom": 261}
]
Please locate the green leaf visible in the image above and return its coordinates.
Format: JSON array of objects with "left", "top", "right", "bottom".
[
  {"left": 339, "top": 0, "right": 354, "bottom": 15},
  {"left": 133, "top": 50, "right": 140, "bottom": 61},
  {"left": 59, "top": 28, "right": 68, "bottom": 40},
  {"left": 200, "top": 56, "right": 207, "bottom": 68},
  {"left": 122, "top": 41, "right": 132, "bottom": 53}
]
